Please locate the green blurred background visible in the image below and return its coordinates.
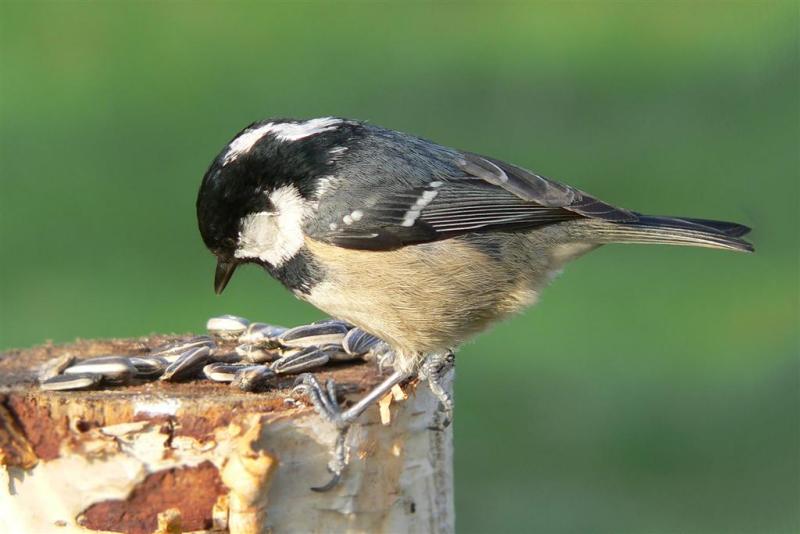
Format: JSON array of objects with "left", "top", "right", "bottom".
[{"left": 1, "top": 2, "right": 797, "bottom": 532}]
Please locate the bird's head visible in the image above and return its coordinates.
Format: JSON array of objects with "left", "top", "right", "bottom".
[{"left": 196, "top": 117, "right": 357, "bottom": 293}]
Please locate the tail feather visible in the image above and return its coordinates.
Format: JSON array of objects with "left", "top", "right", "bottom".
[
  {"left": 673, "top": 217, "right": 752, "bottom": 238},
  {"left": 574, "top": 214, "right": 754, "bottom": 253}
]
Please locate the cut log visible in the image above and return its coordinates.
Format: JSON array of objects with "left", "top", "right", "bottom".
[{"left": 0, "top": 336, "right": 454, "bottom": 534}]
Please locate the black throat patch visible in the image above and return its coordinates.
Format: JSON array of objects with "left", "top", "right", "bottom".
[{"left": 262, "top": 247, "right": 325, "bottom": 296}]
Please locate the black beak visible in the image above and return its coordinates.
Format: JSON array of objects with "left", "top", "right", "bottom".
[{"left": 214, "top": 259, "right": 238, "bottom": 295}]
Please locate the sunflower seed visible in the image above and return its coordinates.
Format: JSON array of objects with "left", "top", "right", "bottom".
[
  {"left": 270, "top": 345, "right": 334, "bottom": 374},
  {"left": 64, "top": 356, "right": 136, "bottom": 382},
  {"left": 38, "top": 353, "right": 76, "bottom": 383},
  {"left": 312, "top": 318, "right": 353, "bottom": 327},
  {"left": 231, "top": 365, "right": 275, "bottom": 392},
  {"left": 129, "top": 356, "right": 167, "bottom": 379},
  {"left": 274, "top": 347, "right": 303, "bottom": 360},
  {"left": 203, "top": 362, "right": 252, "bottom": 382},
  {"left": 235, "top": 344, "right": 279, "bottom": 363},
  {"left": 207, "top": 315, "right": 250, "bottom": 340},
  {"left": 328, "top": 347, "right": 364, "bottom": 362},
  {"left": 160, "top": 346, "right": 212, "bottom": 381},
  {"left": 342, "top": 328, "right": 384, "bottom": 356},
  {"left": 277, "top": 321, "right": 350, "bottom": 348},
  {"left": 150, "top": 336, "right": 215, "bottom": 359},
  {"left": 41, "top": 373, "right": 103, "bottom": 391},
  {"left": 209, "top": 349, "right": 244, "bottom": 363},
  {"left": 239, "top": 323, "right": 287, "bottom": 347}
]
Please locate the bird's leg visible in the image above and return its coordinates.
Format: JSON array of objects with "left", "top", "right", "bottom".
[
  {"left": 293, "top": 368, "right": 411, "bottom": 491},
  {"left": 294, "top": 368, "right": 410, "bottom": 429},
  {"left": 418, "top": 351, "right": 456, "bottom": 430}
]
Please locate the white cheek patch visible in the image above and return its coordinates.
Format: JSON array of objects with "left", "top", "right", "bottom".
[
  {"left": 235, "top": 185, "right": 312, "bottom": 267},
  {"left": 222, "top": 117, "right": 343, "bottom": 166}
]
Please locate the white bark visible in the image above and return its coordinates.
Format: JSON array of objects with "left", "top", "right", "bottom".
[{"left": 0, "top": 338, "right": 454, "bottom": 534}]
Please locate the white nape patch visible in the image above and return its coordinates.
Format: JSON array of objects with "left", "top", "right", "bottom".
[
  {"left": 235, "top": 185, "right": 312, "bottom": 267},
  {"left": 343, "top": 214, "right": 353, "bottom": 225},
  {"left": 268, "top": 117, "right": 342, "bottom": 142},
  {"left": 329, "top": 222, "right": 338, "bottom": 231},
  {"left": 401, "top": 189, "right": 439, "bottom": 227},
  {"left": 223, "top": 124, "right": 275, "bottom": 165},
  {"left": 222, "top": 117, "right": 342, "bottom": 166}
]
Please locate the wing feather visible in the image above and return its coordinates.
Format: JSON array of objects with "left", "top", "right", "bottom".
[{"left": 308, "top": 150, "right": 635, "bottom": 250}]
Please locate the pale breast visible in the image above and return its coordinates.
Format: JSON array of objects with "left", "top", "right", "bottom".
[{"left": 302, "top": 236, "right": 547, "bottom": 356}]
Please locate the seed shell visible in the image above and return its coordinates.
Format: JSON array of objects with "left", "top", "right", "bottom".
[
  {"left": 203, "top": 362, "right": 252, "bottom": 383},
  {"left": 270, "top": 345, "right": 334, "bottom": 374},
  {"left": 277, "top": 321, "right": 350, "bottom": 348},
  {"left": 209, "top": 349, "right": 244, "bottom": 364},
  {"left": 38, "top": 353, "right": 76, "bottom": 383},
  {"left": 207, "top": 315, "right": 250, "bottom": 339},
  {"left": 235, "top": 344, "right": 279, "bottom": 363},
  {"left": 129, "top": 356, "right": 167, "bottom": 379},
  {"left": 41, "top": 373, "right": 103, "bottom": 391},
  {"left": 239, "top": 323, "right": 287, "bottom": 347},
  {"left": 64, "top": 356, "right": 136, "bottom": 382},
  {"left": 342, "top": 328, "right": 384, "bottom": 356},
  {"left": 231, "top": 365, "right": 275, "bottom": 391},
  {"left": 160, "top": 346, "right": 213, "bottom": 381},
  {"left": 151, "top": 336, "right": 215, "bottom": 358}
]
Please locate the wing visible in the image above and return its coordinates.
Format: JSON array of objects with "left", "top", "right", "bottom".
[
  {"left": 308, "top": 151, "right": 637, "bottom": 251},
  {"left": 457, "top": 152, "right": 635, "bottom": 221}
]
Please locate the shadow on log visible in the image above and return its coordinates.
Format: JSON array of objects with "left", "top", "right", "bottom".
[{"left": 0, "top": 336, "right": 454, "bottom": 534}]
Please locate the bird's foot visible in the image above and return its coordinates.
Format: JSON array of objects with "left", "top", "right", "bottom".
[
  {"left": 292, "top": 374, "right": 350, "bottom": 491},
  {"left": 419, "top": 351, "right": 456, "bottom": 430},
  {"left": 293, "top": 373, "right": 347, "bottom": 428},
  {"left": 293, "top": 369, "right": 411, "bottom": 491}
]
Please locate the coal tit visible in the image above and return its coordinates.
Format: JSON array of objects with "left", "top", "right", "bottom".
[{"left": 196, "top": 117, "right": 753, "bottom": 483}]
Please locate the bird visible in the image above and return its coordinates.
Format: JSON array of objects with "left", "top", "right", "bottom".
[{"left": 196, "top": 116, "right": 753, "bottom": 488}]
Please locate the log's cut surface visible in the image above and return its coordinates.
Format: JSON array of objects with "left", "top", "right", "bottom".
[{"left": 0, "top": 336, "right": 454, "bottom": 534}]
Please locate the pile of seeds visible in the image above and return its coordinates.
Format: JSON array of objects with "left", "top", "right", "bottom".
[{"left": 39, "top": 315, "right": 389, "bottom": 392}]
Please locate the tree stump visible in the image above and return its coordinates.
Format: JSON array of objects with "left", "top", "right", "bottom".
[{"left": 0, "top": 336, "right": 454, "bottom": 534}]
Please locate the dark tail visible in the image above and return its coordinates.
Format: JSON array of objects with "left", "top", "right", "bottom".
[{"left": 573, "top": 214, "right": 754, "bottom": 253}]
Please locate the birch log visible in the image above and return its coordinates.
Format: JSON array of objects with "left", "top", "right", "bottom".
[{"left": 0, "top": 336, "right": 454, "bottom": 534}]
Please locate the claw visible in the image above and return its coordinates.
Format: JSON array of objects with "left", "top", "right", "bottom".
[
  {"left": 376, "top": 350, "right": 395, "bottom": 375},
  {"left": 310, "top": 426, "right": 349, "bottom": 492},
  {"left": 325, "top": 378, "right": 338, "bottom": 402},
  {"left": 311, "top": 470, "right": 342, "bottom": 492}
]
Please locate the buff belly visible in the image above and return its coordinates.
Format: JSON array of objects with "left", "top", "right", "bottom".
[{"left": 301, "top": 231, "right": 595, "bottom": 371}]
